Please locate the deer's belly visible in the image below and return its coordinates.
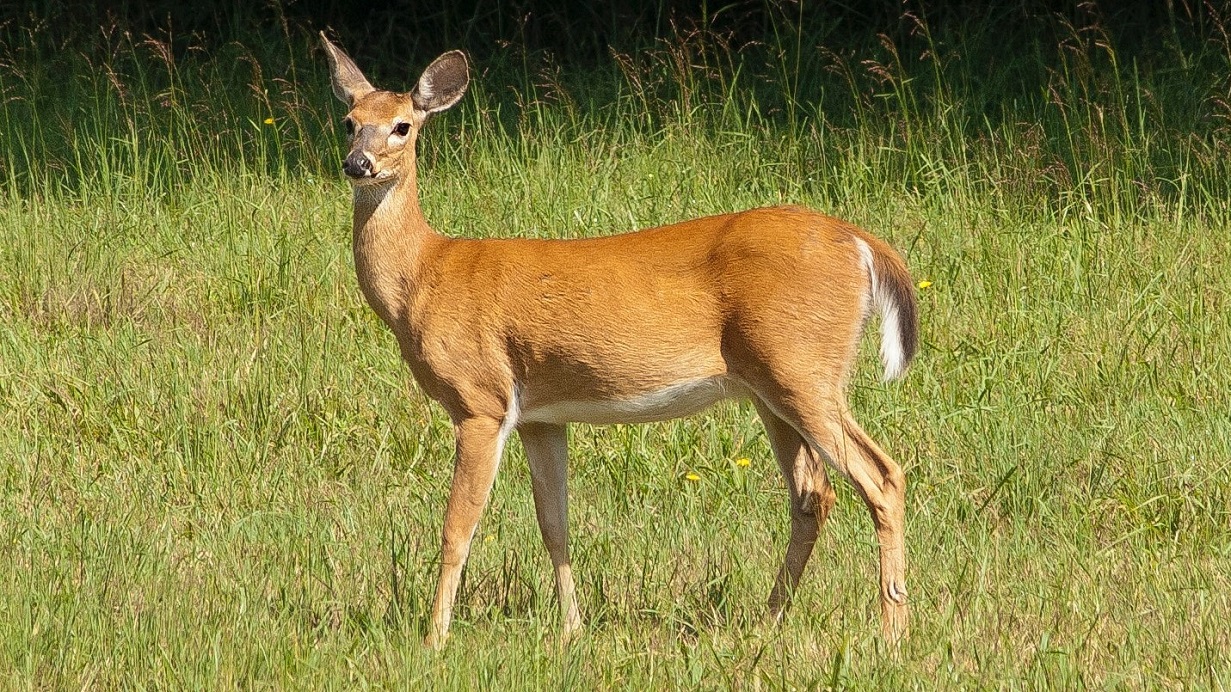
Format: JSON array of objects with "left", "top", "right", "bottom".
[{"left": 519, "top": 376, "right": 748, "bottom": 425}]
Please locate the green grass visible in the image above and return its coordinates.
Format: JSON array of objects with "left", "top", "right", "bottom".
[{"left": 3, "top": 6, "right": 1231, "bottom": 687}]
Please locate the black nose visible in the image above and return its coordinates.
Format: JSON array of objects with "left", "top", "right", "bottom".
[{"left": 343, "top": 152, "right": 373, "bottom": 178}]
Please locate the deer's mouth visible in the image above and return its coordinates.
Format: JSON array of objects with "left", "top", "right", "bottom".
[{"left": 346, "top": 168, "right": 396, "bottom": 185}]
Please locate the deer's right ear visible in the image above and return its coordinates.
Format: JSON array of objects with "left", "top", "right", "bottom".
[
  {"left": 321, "top": 32, "right": 374, "bottom": 107},
  {"left": 412, "top": 51, "right": 470, "bottom": 116}
]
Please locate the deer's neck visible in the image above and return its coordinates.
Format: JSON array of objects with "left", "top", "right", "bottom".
[{"left": 350, "top": 175, "right": 437, "bottom": 327}]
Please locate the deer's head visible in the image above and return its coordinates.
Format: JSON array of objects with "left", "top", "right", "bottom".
[{"left": 321, "top": 33, "right": 469, "bottom": 186}]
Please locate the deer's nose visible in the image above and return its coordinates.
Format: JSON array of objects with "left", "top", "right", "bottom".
[{"left": 343, "top": 152, "right": 373, "bottom": 178}]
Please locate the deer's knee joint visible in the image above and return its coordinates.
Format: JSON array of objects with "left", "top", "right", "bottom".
[
  {"left": 440, "top": 539, "right": 470, "bottom": 566},
  {"left": 817, "top": 484, "right": 837, "bottom": 520},
  {"left": 881, "top": 462, "right": 905, "bottom": 491},
  {"left": 793, "top": 493, "right": 824, "bottom": 520}
]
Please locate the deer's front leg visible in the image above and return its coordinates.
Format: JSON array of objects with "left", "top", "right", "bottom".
[
  {"left": 426, "top": 415, "right": 507, "bottom": 649},
  {"left": 518, "top": 422, "right": 582, "bottom": 641}
]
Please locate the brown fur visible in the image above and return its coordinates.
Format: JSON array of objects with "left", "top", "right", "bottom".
[{"left": 321, "top": 33, "right": 918, "bottom": 648}]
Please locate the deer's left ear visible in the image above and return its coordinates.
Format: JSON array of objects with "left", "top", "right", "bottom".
[
  {"left": 321, "top": 32, "right": 374, "bottom": 107},
  {"left": 412, "top": 51, "right": 469, "bottom": 116}
]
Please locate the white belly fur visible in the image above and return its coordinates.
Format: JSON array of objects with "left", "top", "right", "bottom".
[{"left": 520, "top": 376, "right": 748, "bottom": 425}]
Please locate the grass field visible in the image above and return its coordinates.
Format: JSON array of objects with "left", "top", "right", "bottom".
[{"left": 3, "top": 4, "right": 1231, "bottom": 687}]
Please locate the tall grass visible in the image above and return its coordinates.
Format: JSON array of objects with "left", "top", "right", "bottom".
[{"left": 2, "top": 2, "right": 1230, "bottom": 687}]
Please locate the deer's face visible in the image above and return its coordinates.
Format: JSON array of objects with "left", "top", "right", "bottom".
[
  {"left": 321, "top": 34, "right": 469, "bottom": 187},
  {"left": 341, "top": 91, "right": 421, "bottom": 184}
]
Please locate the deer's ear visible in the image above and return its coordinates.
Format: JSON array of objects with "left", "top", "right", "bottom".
[
  {"left": 321, "top": 32, "right": 374, "bottom": 107},
  {"left": 412, "top": 51, "right": 469, "bottom": 116}
]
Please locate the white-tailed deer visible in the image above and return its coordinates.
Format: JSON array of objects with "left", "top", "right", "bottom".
[{"left": 321, "top": 33, "right": 918, "bottom": 648}]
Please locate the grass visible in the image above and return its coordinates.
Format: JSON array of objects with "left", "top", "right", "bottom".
[{"left": 3, "top": 3, "right": 1231, "bottom": 687}]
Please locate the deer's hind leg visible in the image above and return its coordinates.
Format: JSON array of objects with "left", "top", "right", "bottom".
[
  {"left": 755, "top": 399, "right": 837, "bottom": 621},
  {"left": 764, "top": 390, "right": 909, "bottom": 644},
  {"left": 833, "top": 409, "right": 909, "bottom": 643}
]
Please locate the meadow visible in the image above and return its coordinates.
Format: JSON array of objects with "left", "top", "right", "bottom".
[{"left": 2, "top": 3, "right": 1230, "bottom": 687}]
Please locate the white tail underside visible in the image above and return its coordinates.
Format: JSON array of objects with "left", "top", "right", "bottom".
[{"left": 854, "top": 237, "right": 908, "bottom": 382}]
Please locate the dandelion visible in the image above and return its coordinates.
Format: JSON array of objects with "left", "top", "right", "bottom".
[
  {"left": 263, "top": 117, "right": 275, "bottom": 125},
  {"left": 685, "top": 472, "right": 701, "bottom": 482},
  {"left": 484, "top": 534, "right": 495, "bottom": 543},
  {"left": 735, "top": 458, "right": 751, "bottom": 468},
  {"left": 917, "top": 280, "right": 933, "bottom": 289}
]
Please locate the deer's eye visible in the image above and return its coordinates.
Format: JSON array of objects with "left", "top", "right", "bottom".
[
  {"left": 393, "top": 122, "right": 411, "bottom": 137},
  {"left": 343, "top": 118, "right": 355, "bottom": 135}
]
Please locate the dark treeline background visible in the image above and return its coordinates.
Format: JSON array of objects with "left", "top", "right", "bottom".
[
  {"left": 2, "top": 0, "right": 1220, "bottom": 66},
  {"left": 3, "top": 0, "right": 1231, "bottom": 212}
]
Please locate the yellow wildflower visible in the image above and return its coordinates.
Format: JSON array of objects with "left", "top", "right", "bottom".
[
  {"left": 263, "top": 117, "right": 275, "bottom": 125},
  {"left": 735, "top": 458, "right": 751, "bottom": 468},
  {"left": 685, "top": 472, "right": 701, "bottom": 482},
  {"left": 917, "top": 280, "right": 933, "bottom": 289}
]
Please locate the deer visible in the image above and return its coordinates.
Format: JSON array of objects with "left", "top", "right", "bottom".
[{"left": 320, "top": 33, "right": 918, "bottom": 649}]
